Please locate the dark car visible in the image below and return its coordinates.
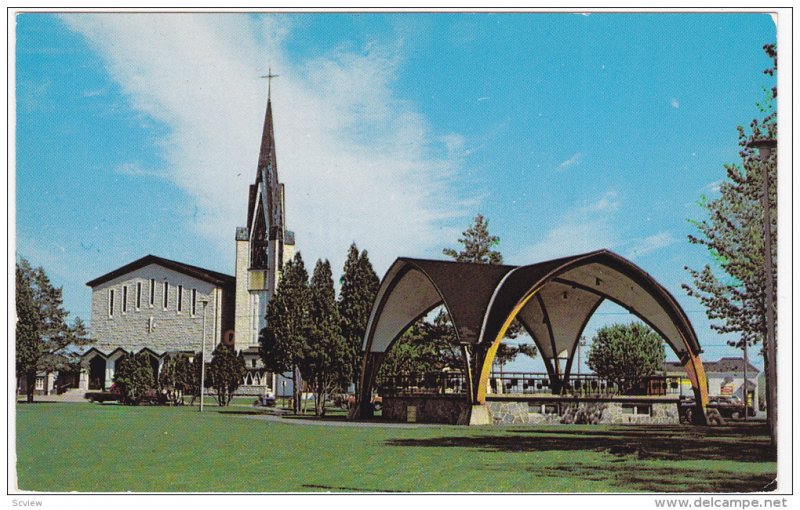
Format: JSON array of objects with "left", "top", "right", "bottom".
[
  {"left": 680, "top": 395, "right": 752, "bottom": 423},
  {"left": 84, "top": 384, "right": 122, "bottom": 403},
  {"left": 708, "top": 395, "right": 752, "bottom": 419}
]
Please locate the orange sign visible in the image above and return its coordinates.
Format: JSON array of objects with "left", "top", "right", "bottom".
[{"left": 223, "top": 330, "right": 235, "bottom": 346}]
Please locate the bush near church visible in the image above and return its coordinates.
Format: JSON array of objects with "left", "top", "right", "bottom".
[
  {"left": 208, "top": 343, "right": 246, "bottom": 406},
  {"left": 113, "top": 352, "right": 156, "bottom": 405}
]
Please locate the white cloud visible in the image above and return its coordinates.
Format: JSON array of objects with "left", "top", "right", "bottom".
[
  {"left": 60, "top": 13, "right": 469, "bottom": 277},
  {"left": 512, "top": 191, "right": 620, "bottom": 262},
  {"left": 558, "top": 152, "right": 582, "bottom": 171},
  {"left": 115, "top": 162, "right": 167, "bottom": 179},
  {"left": 670, "top": 98, "right": 680, "bottom": 109},
  {"left": 625, "top": 231, "right": 678, "bottom": 259},
  {"left": 701, "top": 179, "right": 722, "bottom": 194}
]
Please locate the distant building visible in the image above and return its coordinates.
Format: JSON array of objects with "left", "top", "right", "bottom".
[
  {"left": 666, "top": 357, "right": 760, "bottom": 410},
  {"left": 82, "top": 255, "right": 235, "bottom": 390}
]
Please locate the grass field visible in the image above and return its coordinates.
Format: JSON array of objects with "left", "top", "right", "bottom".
[{"left": 15, "top": 402, "right": 775, "bottom": 493}]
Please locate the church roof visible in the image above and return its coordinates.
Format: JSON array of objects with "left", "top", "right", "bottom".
[{"left": 86, "top": 254, "right": 235, "bottom": 288}]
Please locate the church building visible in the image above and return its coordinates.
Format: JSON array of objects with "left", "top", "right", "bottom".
[{"left": 81, "top": 84, "right": 294, "bottom": 395}]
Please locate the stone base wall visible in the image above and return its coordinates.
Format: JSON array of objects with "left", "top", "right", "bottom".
[
  {"left": 486, "top": 400, "right": 680, "bottom": 425},
  {"left": 383, "top": 396, "right": 472, "bottom": 425}
]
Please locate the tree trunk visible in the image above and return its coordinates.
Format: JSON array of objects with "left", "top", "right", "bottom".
[
  {"left": 26, "top": 371, "right": 36, "bottom": 403},
  {"left": 292, "top": 365, "right": 302, "bottom": 414}
]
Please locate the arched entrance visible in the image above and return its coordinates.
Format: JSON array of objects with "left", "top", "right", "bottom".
[
  {"left": 88, "top": 355, "right": 106, "bottom": 390},
  {"left": 357, "top": 250, "right": 708, "bottom": 424}
]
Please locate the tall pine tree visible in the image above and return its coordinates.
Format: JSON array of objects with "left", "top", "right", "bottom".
[
  {"left": 260, "top": 252, "right": 311, "bottom": 414},
  {"left": 441, "top": 214, "right": 535, "bottom": 374},
  {"left": 302, "top": 259, "right": 350, "bottom": 415},
  {"left": 338, "top": 243, "right": 380, "bottom": 394}
]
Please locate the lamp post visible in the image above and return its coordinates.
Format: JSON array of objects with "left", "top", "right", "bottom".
[
  {"left": 747, "top": 137, "right": 777, "bottom": 445},
  {"left": 199, "top": 299, "right": 209, "bottom": 413}
]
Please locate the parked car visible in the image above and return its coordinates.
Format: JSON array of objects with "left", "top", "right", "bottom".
[
  {"left": 253, "top": 394, "right": 277, "bottom": 407},
  {"left": 708, "top": 395, "right": 753, "bottom": 419},
  {"left": 84, "top": 384, "right": 122, "bottom": 403},
  {"left": 679, "top": 395, "right": 753, "bottom": 423}
]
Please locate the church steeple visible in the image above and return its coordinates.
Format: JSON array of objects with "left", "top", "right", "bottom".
[
  {"left": 233, "top": 69, "right": 295, "bottom": 358},
  {"left": 257, "top": 68, "right": 279, "bottom": 178}
]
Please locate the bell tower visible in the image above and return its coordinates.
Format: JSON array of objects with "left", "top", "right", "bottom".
[{"left": 234, "top": 71, "right": 295, "bottom": 364}]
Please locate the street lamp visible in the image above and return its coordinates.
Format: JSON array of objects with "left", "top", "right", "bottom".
[
  {"left": 199, "top": 299, "right": 209, "bottom": 413},
  {"left": 746, "top": 137, "right": 777, "bottom": 445}
]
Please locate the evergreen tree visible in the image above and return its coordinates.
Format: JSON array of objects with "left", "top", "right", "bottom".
[
  {"left": 441, "top": 214, "right": 534, "bottom": 373},
  {"left": 15, "top": 259, "right": 89, "bottom": 402},
  {"left": 16, "top": 265, "right": 42, "bottom": 402},
  {"left": 301, "top": 259, "right": 350, "bottom": 415},
  {"left": 174, "top": 354, "right": 194, "bottom": 404},
  {"left": 260, "top": 252, "right": 311, "bottom": 414},
  {"left": 494, "top": 343, "right": 539, "bottom": 373},
  {"left": 113, "top": 352, "right": 155, "bottom": 405},
  {"left": 586, "top": 322, "right": 665, "bottom": 393},
  {"left": 338, "top": 243, "right": 380, "bottom": 394},
  {"left": 443, "top": 213, "right": 503, "bottom": 264},
  {"left": 208, "top": 343, "right": 246, "bottom": 406}
]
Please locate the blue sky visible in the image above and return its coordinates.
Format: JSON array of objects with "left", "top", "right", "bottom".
[{"left": 15, "top": 12, "right": 776, "bottom": 372}]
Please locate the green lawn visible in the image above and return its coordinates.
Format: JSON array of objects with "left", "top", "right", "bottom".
[{"left": 15, "top": 402, "right": 775, "bottom": 493}]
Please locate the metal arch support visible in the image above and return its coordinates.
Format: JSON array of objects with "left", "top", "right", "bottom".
[
  {"left": 474, "top": 259, "right": 710, "bottom": 423},
  {"left": 475, "top": 285, "right": 545, "bottom": 404}
]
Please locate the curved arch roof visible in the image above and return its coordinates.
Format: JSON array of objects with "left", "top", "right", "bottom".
[{"left": 362, "top": 250, "right": 700, "bottom": 360}]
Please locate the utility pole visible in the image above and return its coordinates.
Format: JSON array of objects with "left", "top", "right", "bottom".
[
  {"left": 199, "top": 299, "right": 209, "bottom": 413},
  {"left": 747, "top": 138, "right": 777, "bottom": 446}
]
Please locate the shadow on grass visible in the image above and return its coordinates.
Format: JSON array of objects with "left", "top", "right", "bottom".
[
  {"left": 301, "top": 484, "right": 404, "bottom": 493},
  {"left": 385, "top": 423, "right": 775, "bottom": 464},
  {"left": 281, "top": 414, "right": 349, "bottom": 422},
  {"left": 483, "top": 461, "right": 775, "bottom": 492},
  {"left": 216, "top": 409, "right": 272, "bottom": 416}
]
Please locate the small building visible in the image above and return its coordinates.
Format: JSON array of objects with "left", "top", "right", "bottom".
[
  {"left": 666, "top": 357, "right": 759, "bottom": 410},
  {"left": 83, "top": 255, "right": 235, "bottom": 390}
]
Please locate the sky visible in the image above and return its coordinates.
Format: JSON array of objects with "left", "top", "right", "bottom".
[{"left": 14, "top": 11, "right": 777, "bottom": 373}]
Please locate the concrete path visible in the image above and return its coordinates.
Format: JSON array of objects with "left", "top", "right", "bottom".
[{"left": 239, "top": 412, "right": 449, "bottom": 429}]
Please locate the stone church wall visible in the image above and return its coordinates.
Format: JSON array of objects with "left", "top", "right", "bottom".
[{"left": 90, "top": 264, "right": 225, "bottom": 355}]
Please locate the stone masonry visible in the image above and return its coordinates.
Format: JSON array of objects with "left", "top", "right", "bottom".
[{"left": 89, "top": 263, "right": 229, "bottom": 354}]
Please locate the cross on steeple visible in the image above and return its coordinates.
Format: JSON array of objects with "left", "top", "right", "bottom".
[{"left": 260, "top": 67, "right": 279, "bottom": 100}]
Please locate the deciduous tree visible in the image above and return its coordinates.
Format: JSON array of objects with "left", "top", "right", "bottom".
[
  {"left": 15, "top": 259, "right": 89, "bottom": 402},
  {"left": 683, "top": 44, "right": 777, "bottom": 437},
  {"left": 586, "top": 322, "right": 665, "bottom": 393}
]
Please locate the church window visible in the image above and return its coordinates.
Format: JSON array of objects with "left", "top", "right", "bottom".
[
  {"left": 163, "top": 282, "right": 169, "bottom": 309},
  {"left": 250, "top": 208, "right": 269, "bottom": 269},
  {"left": 191, "top": 289, "right": 197, "bottom": 316},
  {"left": 149, "top": 279, "right": 155, "bottom": 306},
  {"left": 136, "top": 282, "right": 142, "bottom": 310},
  {"left": 108, "top": 289, "right": 115, "bottom": 317},
  {"left": 177, "top": 285, "right": 183, "bottom": 313},
  {"left": 122, "top": 286, "right": 128, "bottom": 313}
]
